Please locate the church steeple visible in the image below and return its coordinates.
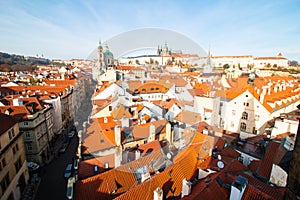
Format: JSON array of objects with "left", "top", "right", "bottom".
[
  {"left": 98, "top": 40, "right": 103, "bottom": 50},
  {"left": 206, "top": 47, "right": 212, "bottom": 66}
]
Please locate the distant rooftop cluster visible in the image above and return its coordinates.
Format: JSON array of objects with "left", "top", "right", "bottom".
[
  {"left": 71, "top": 42, "right": 299, "bottom": 199},
  {"left": 0, "top": 44, "right": 299, "bottom": 199}
]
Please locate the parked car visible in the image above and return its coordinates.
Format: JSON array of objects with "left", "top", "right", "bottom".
[
  {"left": 64, "top": 164, "right": 73, "bottom": 179},
  {"left": 66, "top": 176, "right": 75, "bottom": 199},
  {"left": 27, "top": 162, "right": 40, "bottom": 171},
  {"left": 59, "top": 143, "right": 68, "bottom": 154},
  {"left": 73, "top": 158, "right": 78, "bottom": 170}
]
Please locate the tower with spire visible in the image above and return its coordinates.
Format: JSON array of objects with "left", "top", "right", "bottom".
[
  {"left": 98, "top": 40, "right": 105, "bottom": 69},
  {"left": 203, "top": 48, "right": 213, "bottom": 73}
]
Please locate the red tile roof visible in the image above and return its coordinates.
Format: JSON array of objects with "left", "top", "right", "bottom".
[
  {"left": 0, "top": 113, "right": 19, "bottom": 134},
  {"left": 256, "top": 141, "right": 286, "bottom": 180},
  {"left": 78, "top": 154, "right": 115, "bottom": 180}
]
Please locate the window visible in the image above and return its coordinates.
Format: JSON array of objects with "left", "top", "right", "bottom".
[
  {"left": 0, "top": 173, "right": 10, "bottom": 193},
  {"left": 240, "top": 122, "right": 247, "bottom": 131},
  {"left": 232, "top": 110, "right": 236, "bottom": 115},
  {"left": 8, "top": 130, "right": 13, "bottom": 140},
  {"left": 16, "top": 143, "right": 19, "bottom": 151},
  {"left": 109, "top": 106, "right": 112, "bottom": 111},
  {"left": 11, "top": 129, "right": 15, "bottom": 137},
  {"left": 1, "top": 158, "right": 7, "bottom": 170},
  {"left": 14, "top": 157, "right": 22, "bottom": 172},
  {"left": 23, "top": 121, "right": 29, "bottom": 126},
  {"left": 25, "top": 132, "right": 31, "bottom": 139},
  {"left": 255, "top": 114, "right": 260, "bottom": 121},
  {"left": 246, "top": 103, "right": 249, "bottom": 107},
  {"left": 231, "top": 122, "right": 234, "bottom": 128},
  {"left": 27, "top": 143, "right": 33, "bottom": 151},
  {"left": 242, "top": 112, "right": 248, "bottom": 120}
]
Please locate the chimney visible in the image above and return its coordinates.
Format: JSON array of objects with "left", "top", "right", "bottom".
[
  {"left": 181, "top": 178, "right": 192, "bottom": 198},
  {"left": 259, "top": 93, "right": 265, "bottom": 104},
  {"left": 12, "top": 98, "right": 19, "bottom": 106},
  {"left": 104, "top": 117, "right": 108, "bottom": 123},
  {"left": 114, "top": 147, "right": 122, "bottom": 168},
  {"left": 166, "top": 123, "right": 172, "bottom": 144},
  {"left": 133, "top": 109, "right": 138, "bottom": 119},
  {"left": 114, "top": 126, "right": 121, "bottom": 146},
  {"left": 153, "top": 187, "right": 163, "bottom": 200},
  {"left": 274, "top": 85, "right": 278, "bottom": 93},
  {"left": 135, "top": 149, "right": 141, "bottom": 160},
  {"left": 149, "top": 124, "right": 156, "bottom": 142},
  {"left": 256, "top": 88, "right": 260, "bottom": 95},
  {"left": 262, "top": 86, "right": 267, "bottom": 95},
  {"left": 121, "top": 118, "right": 129, "bottom": 128},
  {"left": 229, "top": 176, "right": 248, "bottom": 200},
  {"left": 267, "top": 87, "right": 271, "bottom": 95}
]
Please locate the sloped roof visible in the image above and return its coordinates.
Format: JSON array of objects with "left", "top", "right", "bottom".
[
  {"left": 131, "top": 119, "right": 167, "bottom": 140},
  {"left": 0, "top": 113, "right": 19, "bottom": 135},
  {"left": 111, "top": 104, "right": 132, "bottom": 119},
  {"left": 75, "top": 147, "right": 163, "bottom": 199},
  {"left": 78, "top": 154, "right": 115, "bottom": 180},
  {"left": 81, "top": 118, "right": 117, "bottom": 154},
  {"left": 256, "top": 141, "right": 287, "bottom": 180},
  {"left": 174, "top": 110, "right": 202, "bottom": 125}
]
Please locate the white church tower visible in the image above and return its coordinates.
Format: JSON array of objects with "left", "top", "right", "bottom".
[{"left": 92, "top": 40, "right": 105, "bottom": 81}]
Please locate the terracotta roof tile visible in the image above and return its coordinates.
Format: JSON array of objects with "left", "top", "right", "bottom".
[
  {"left": 256, "top": 141, "right": 286, "bottom": 180},
  {"left": 78, "top": 154, "right": 115, "bottom": 180},
  {"left": 174, "top": 110, "right": 202, "bottom": 125}
]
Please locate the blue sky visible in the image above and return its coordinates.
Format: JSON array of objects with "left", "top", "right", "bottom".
[{"left": 0, "top": 0, "right": 299, "bottom": 61}]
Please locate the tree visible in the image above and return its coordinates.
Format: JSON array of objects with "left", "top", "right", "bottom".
[
  {"left": 223, "top": 64, "right": 230, "bottom": 70},
  {"left": 289, "top": 60, "right": 299, "bottom": 67}
]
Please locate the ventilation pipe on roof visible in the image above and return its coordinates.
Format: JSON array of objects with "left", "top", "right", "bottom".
[
  {"left": 153, "top": 187, "right": 163, "bottom": 200},
  {"left": 181, "top": 178, "right": 192, "bottom": 198}
]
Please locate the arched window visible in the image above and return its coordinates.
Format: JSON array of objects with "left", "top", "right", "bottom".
[
  {"left": 240, "top": 122, "right": 247, "bottom": 131},
  {"left": 242, "top": 112, "right": 248, "bottom": 120}
]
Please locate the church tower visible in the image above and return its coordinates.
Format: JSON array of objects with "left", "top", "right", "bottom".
[
  {"left": 203, "top": 48, "right": 213, "bottom": 73},
  {"left": 98, "top": 40, "right": 105, "bottom": 70}
]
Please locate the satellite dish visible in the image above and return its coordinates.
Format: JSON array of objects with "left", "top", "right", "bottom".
[
  {"left": 167, "top": 153, "right": 172, "bottom": 160},
  {"left": 217, "top": 161, "right": 224, "bottom": 169}
]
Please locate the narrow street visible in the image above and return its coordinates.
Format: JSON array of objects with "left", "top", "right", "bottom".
[{"left": 35, "top": 135, "right": 78, "bottom": 200}]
